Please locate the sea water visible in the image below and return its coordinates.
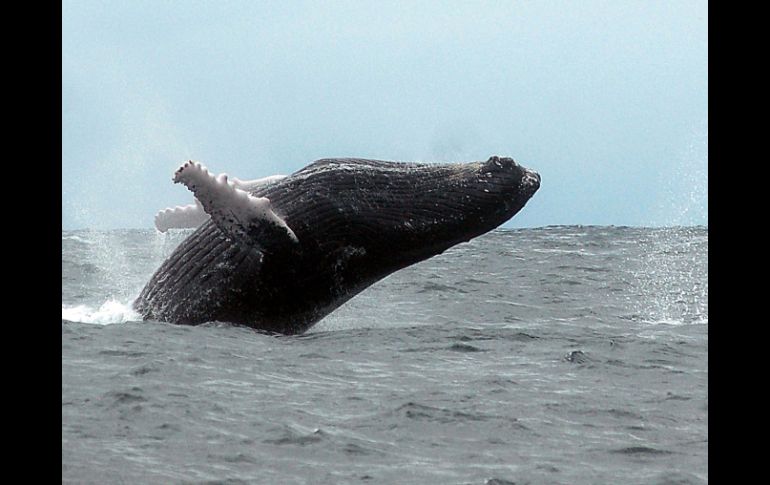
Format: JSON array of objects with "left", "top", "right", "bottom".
[{"left": 62, "top": 225, "right": 707, "bottom": 484}]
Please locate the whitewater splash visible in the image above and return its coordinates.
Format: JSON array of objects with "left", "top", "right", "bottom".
[
  {"left": 62, "top": 299, "right": 140, "bottom": 325},
  {"left": 62, "top": 229, "right": 190, "bottom": 325}
]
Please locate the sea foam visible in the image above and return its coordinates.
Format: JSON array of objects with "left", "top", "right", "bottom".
[{"left": 61, "top": 299, "right": 140, "bottom": 324}]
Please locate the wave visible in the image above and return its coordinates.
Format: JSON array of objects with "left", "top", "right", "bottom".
[{"left": 61, "top": 234, "right": 95, "bottom": 245}]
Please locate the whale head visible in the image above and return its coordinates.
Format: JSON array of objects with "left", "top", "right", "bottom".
[
  {"left": 369, "top": 154, "right": 540, "bottom": 252},
  {"left": 277, "top": 156, "right": 541, "bottom": 286}
]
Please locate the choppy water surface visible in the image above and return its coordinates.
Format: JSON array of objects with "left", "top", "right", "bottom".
[{"left": 62, "top": 226, "right": 707, "bottom": 484}]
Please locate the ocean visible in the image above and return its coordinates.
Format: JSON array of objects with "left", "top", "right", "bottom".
[{"left": 62, "top": 225, "right": 708, "bottom": 484}]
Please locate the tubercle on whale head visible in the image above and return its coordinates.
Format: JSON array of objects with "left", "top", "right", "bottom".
[
  {"left": 476, "top": 155, "right": 540, "bottom": 216},
  {"left": 481, "top": 155, "right": 540, "bottom": 192}
]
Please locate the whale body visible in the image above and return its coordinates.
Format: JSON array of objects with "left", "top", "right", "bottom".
[{"left": 134, "top": 156, "right": 540, "bottom": 334}]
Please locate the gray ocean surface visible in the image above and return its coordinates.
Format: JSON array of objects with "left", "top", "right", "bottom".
[{"left": 62, "top": 226, "right": 708, "bottom": 484}]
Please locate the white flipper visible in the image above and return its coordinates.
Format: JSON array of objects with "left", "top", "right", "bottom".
[
  {"left": 172, "top": 161, "right": 298, "bottom": 252},
  {"left": 154, "top": 169, "right": 287, "bottom": 233},
  {"left": 154, "top": 199, "right": 208, "bottom": 232}
]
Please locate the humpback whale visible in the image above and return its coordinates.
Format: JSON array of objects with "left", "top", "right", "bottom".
[{"left": 134, "top": 156, "right": 540, "bottom": 334}]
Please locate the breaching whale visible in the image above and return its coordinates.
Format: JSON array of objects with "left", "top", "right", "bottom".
[{"left": 134, "top": 156, "right": 540, "bottom": 334}]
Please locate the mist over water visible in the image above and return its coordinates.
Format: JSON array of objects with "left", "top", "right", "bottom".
[
  {"left": 653, "top": 122, "right": 708, "bottom": 228},
  {"left": 62, "top": 226, "right": 707, "bottom": 484}
]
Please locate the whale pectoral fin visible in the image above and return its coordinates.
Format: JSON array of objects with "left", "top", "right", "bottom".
[
  {"left": 172, "top": 161, "right": 298, "bottom": 253},
  {"left": 154, "top": 199, "right": 209, "bottom": 232},
  {"left": 154, "top": 174, "right": 287, "bottom": 233}
]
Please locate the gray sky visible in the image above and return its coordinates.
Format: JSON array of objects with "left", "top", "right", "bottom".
[{"left": 62, "top": 0, "right": 707, "bottom": 230}]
